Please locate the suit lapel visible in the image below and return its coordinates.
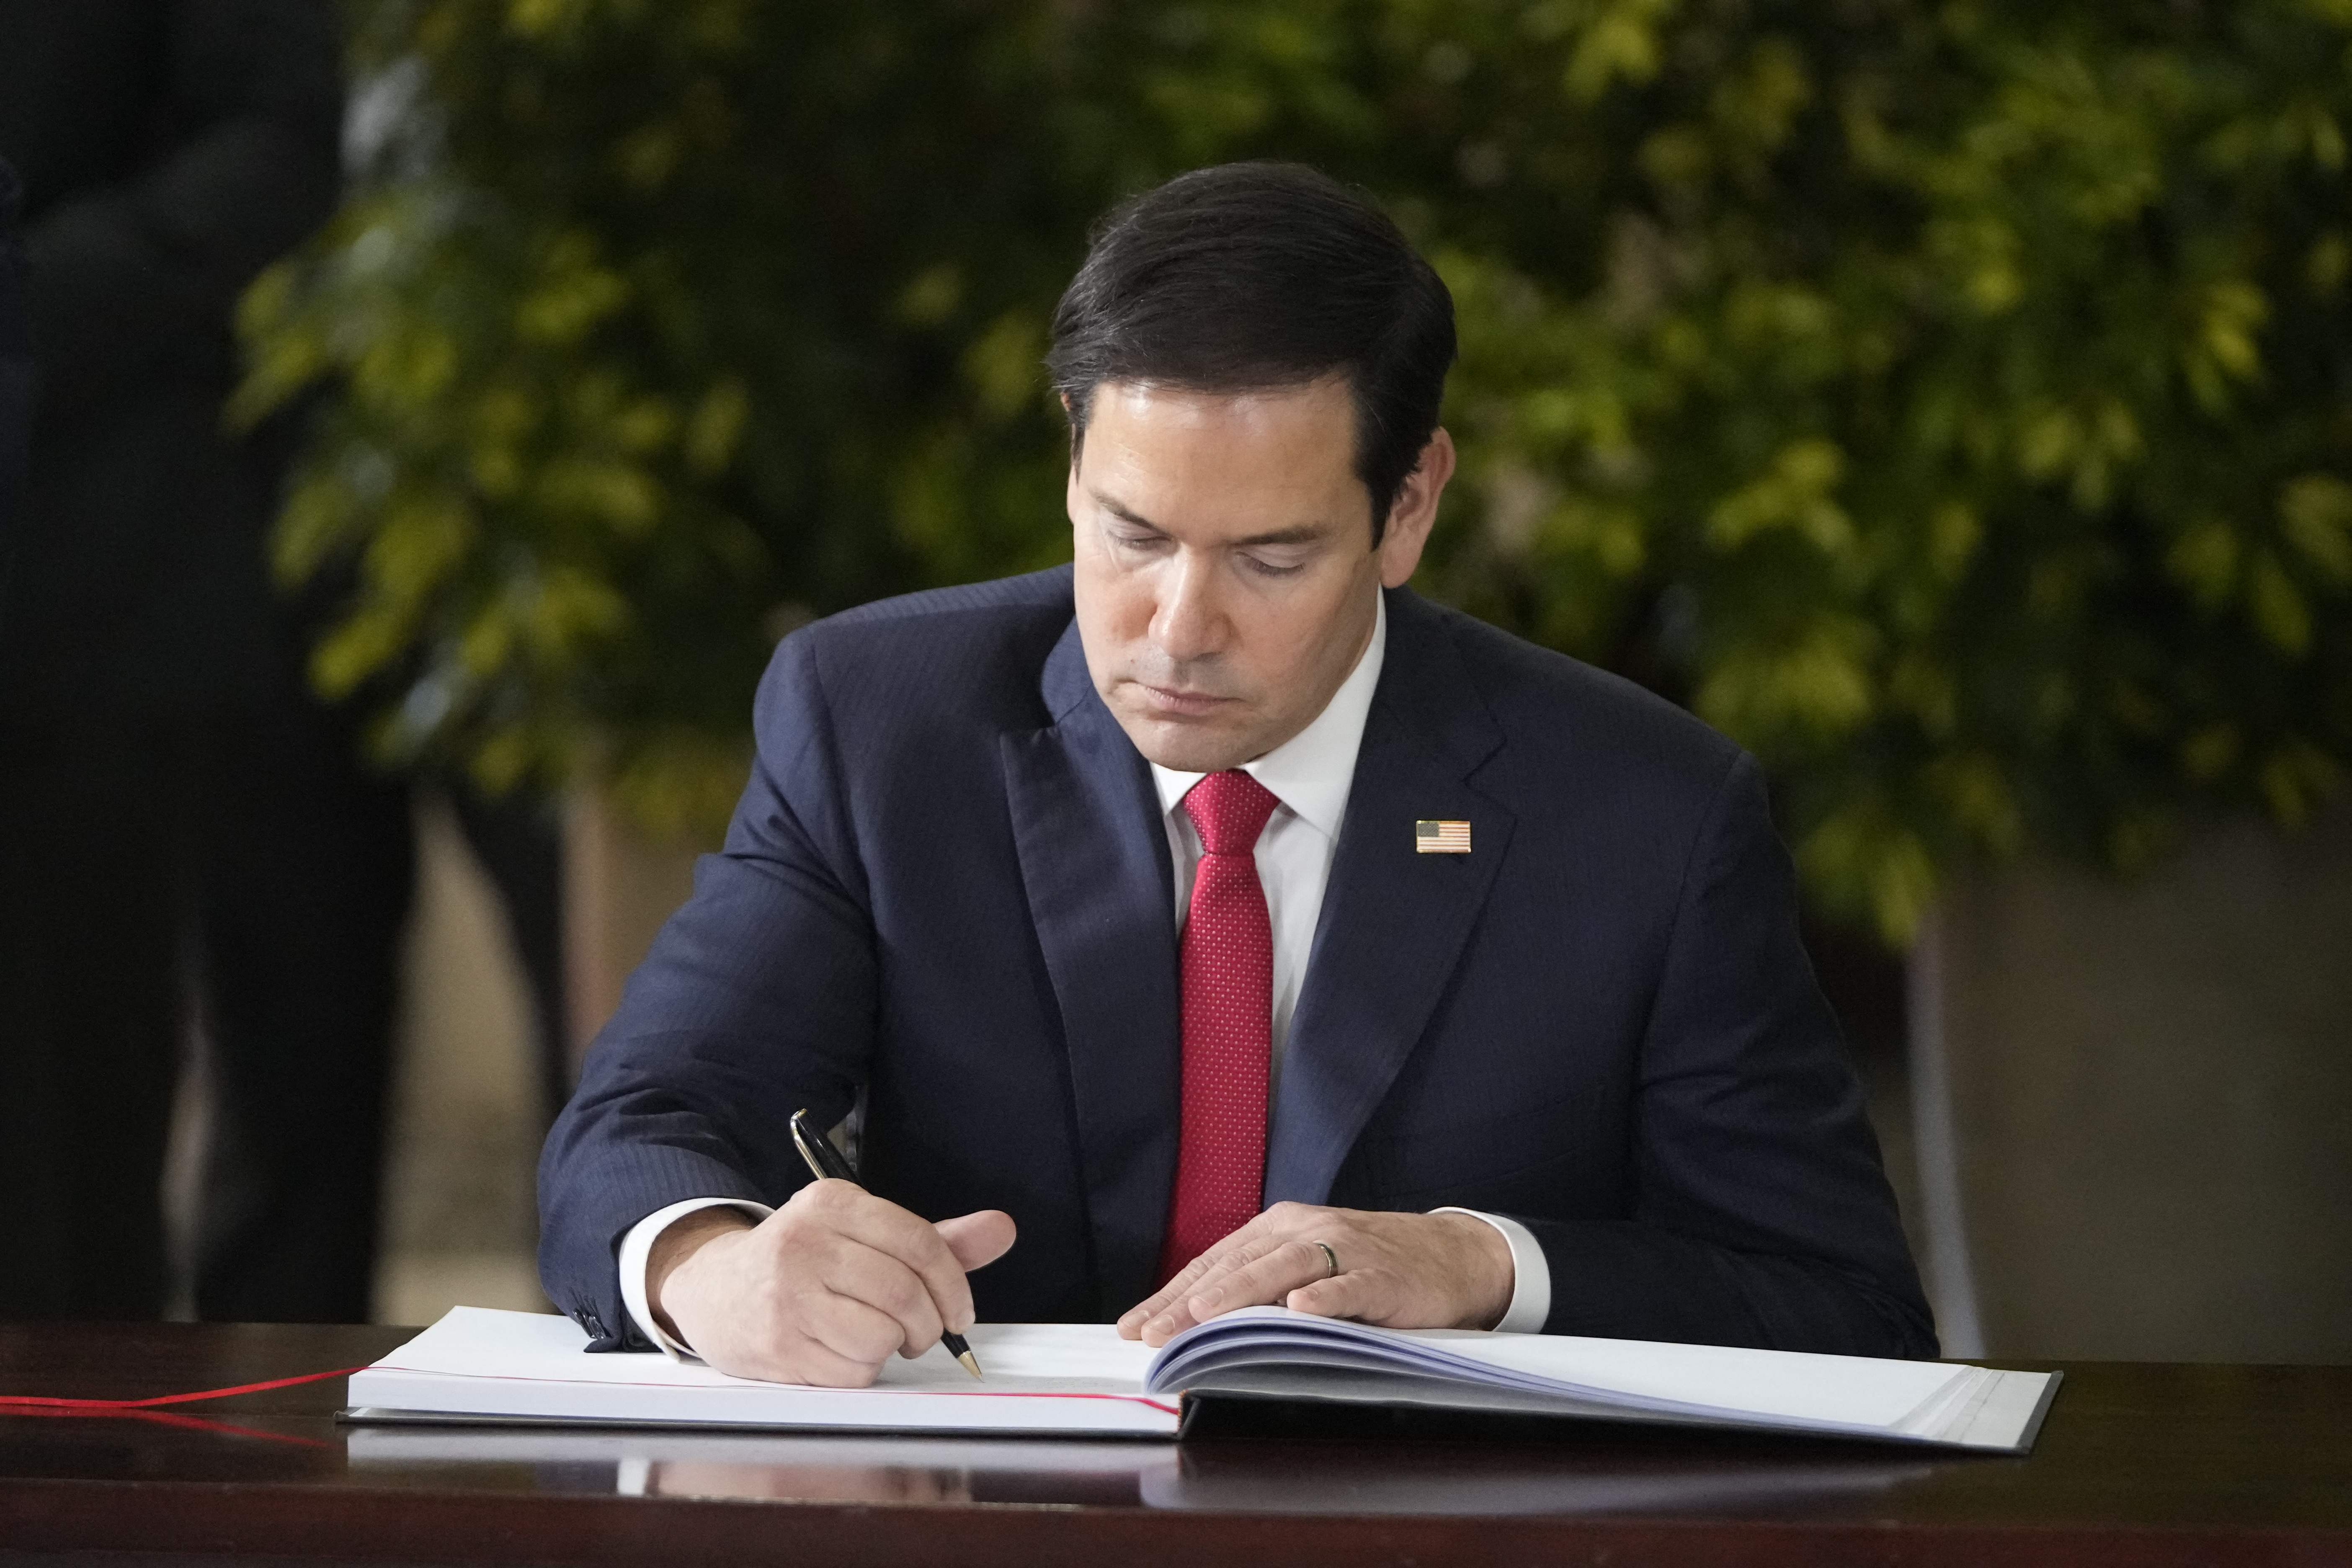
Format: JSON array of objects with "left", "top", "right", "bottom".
[
  {"left": 1000, "top": 622, "right": 1180, "bottom": 1317},
  {"left": 1265, "top": 589, "right": 1513, "bottom": 1207}
]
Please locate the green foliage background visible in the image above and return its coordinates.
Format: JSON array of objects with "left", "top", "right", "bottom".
[{"left": 240, "top": 0, "right": 2352, "bottom": 939}]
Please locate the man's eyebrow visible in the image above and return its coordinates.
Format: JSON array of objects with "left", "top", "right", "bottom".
[
  {"left": 1091, "top": 490, "right": 1165, "bottom": 532},
  {"left": 1088, "top": 488, "right": 1332, "bottom": 548},
  {"left": 1228, "top": 524, "right": 1328, "bottom": 547}
]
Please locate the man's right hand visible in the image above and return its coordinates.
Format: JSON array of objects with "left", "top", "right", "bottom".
[{"left": 648, "top": 1181, "right": 1016, "bottom": 1386}]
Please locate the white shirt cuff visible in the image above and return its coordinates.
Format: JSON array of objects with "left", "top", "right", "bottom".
[
  {"left": 618, "top": 1197, "right": 775, "bottom": 1359},
  {"left": 1433, "top": 1207, "right": 1550, "bottom": 1333}
]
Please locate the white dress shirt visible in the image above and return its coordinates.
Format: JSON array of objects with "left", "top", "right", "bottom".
[{"left": 621, "top": 593, "right": 1550, "bottom": 1355}]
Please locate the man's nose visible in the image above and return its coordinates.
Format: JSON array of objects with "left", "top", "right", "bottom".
[{"left": 1149, "top": 552, "right": 1226, "bottom": 664}]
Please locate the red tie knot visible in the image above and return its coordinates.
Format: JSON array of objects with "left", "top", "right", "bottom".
[{"left": 1181, "top": 769, "right": 1281, "bottom": 857}]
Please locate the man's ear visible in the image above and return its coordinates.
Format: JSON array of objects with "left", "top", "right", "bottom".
[{"left": 1378, "top": 428, "right": 1455, "bottom": 588}]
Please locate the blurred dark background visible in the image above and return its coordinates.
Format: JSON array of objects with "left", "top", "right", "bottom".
[{"left": 2, "top": 0, "right": 2345, "bottom": 1359}]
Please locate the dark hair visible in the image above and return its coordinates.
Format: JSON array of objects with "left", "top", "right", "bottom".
[{"left": 1046, "top": 162, "right": 1456, "bottom": 545}]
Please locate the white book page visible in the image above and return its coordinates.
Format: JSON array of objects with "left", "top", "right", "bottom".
[
  {"left": 366, "top": 1307, "right": 1157, "bottom": 1398},
  {"left": 1443, "top": 1324, "right": 1963, "bottom": 1429},
  {"left": 876, "top": 1322, "right": 1157, "bottom": 1394},
  {"left": 1151, "top": 1308, "right": 1965, "bottom": 1430},
  {"left": 1956, "top": 1368, "right": 2059, "bottom": 1449}
]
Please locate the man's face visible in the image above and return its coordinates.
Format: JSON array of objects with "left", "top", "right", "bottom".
[{"left": 1069, "top": 378, "right": 1449, "bottom": 773}]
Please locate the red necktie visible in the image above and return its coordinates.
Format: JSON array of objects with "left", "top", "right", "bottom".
[{"left": 1158, "top": 769, "right": 1283, "bottom": 1284}]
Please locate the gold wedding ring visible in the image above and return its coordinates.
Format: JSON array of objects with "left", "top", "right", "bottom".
[{"left": 1312, "top": 1240, "right": 1340, "bottom": 1279}]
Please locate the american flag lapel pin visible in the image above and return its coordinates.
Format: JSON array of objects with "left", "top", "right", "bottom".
[{"left": 1415, "top": 819, "right": 1472, "bottom": 854}]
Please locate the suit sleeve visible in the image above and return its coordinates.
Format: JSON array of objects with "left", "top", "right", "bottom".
[
  {"left": 537, "top": 633, "right": 877, "bottom": 1349},
  {"left": 1509, "top": 753, "right": 1939, "bottom": 1359},
  {"left": 23, "top": 0, "right": 343, "bottom": 422}
]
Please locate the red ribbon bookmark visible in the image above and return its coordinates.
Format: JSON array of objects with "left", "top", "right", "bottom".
[
  {"left": 0, "top": 1364, "right": 366, "bottom": 1412},
  {"left": 0, "top": 1368, "right": 1180, "bottom": 1424}
]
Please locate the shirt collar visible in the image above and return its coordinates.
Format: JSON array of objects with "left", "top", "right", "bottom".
[{"left": 1149, "top": 591, "right": 1386, "bottom": 841}]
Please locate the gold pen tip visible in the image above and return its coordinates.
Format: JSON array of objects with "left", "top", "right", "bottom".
[{"left": 956, "top": 1349, "right": 985, "bottom": 1381}]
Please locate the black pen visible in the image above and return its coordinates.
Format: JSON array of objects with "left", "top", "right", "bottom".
[{"left": 789, "top": 1108, "right": 984, "bottom": 1380}]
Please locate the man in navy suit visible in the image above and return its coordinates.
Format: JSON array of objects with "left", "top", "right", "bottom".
[{"left": 540, "top": 163, "right": 1935, "bottom": 1385}]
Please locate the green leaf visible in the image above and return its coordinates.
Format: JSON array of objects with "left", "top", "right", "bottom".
[
  {"left": 2246, "top": 551, "right": 2314, "bottom": 655},
  {"left": 311, "top": 601, "right": 414, "bottom": 699},
  {"left": 2166, "top": 518, "right": 2241, "bottom": 610},
  {"left": 1694, "top": 617, "right": 1877, "bottom": 742},
  {"left": 364, "top": 489, "right": 474, "bottom": 604},
  {"left": 2279, "top": 474, "right": 2352, "bottom": 584},
  {"left": 1706, "top": 438, "right": 1854, "bottom": 557},
  {"left": 1563, "top": 0, "right": 1677, "bottom": 103},
  {"left": 685, "top": 380, "right": 750, "bottom": 477}
]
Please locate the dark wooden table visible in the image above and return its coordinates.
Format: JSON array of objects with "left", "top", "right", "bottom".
[{"left": 0, "top": 1323, "right": 2346, "bottom": 1566}]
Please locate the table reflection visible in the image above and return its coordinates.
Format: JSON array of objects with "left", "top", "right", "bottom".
[{"left": 344, "top": 1426, "right": 1938, "bottom": 1516}]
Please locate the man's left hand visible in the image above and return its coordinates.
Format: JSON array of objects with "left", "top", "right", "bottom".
[{"left": 1116, "top": 1202, "right": 1514, "bottom": 1346}]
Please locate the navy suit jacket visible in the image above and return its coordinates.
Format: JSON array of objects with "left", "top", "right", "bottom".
[{"left": 540, "top": 567, "right": 1936, "bottom": 1359}]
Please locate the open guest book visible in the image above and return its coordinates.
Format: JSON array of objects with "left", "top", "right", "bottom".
[{"left": 346, "top": 1306, "right": 2059, "bottom": 1453}]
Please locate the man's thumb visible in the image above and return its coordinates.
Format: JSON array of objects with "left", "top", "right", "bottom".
[{"left": 936, "top": 1209, "right": 1017, "bottom": 1272}]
